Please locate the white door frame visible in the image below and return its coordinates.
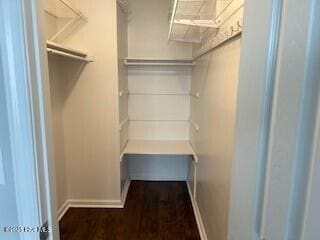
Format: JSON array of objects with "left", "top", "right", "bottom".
[
  {"left": 1, "top": 0, "right": 58, "bottom": 239},
  {"left": 229, "top": 0, "right": 320, "bottom": 239},
  {"left": 300, "top": 3, "right": 320, "bottom": 239},
  {"left": 228, "top": 0, "right": 283, "bottom": 238},
  {"left": 260, "top": 0, "right": 320, "bottom": 239},
  {"left": 302, "top": 78, "right": 320, "bottom": 240}
]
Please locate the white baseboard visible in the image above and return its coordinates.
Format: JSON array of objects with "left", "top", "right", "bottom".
[
  {"left": 187, "top": 182, "right": 208, "bottom": 240},
  {"left": 57, "top": 180, "right": 131, "bottom": 221},
  {"left": 121, "top": 179, "right": 131, "bottom": 207},
  {"left": 67, "top": 199, "right": 123, "bottom": 208},
  {"left": 57, "top": 200, "right": 69, "bottom": 221}
]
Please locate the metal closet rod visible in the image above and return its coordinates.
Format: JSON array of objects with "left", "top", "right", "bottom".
[{"left": 47, "top": 48, "right": 92, "bottom": 63}]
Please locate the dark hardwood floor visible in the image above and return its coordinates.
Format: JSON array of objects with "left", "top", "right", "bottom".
[{"left": 59, "top": 181, "right": 200, "bottom": 240}]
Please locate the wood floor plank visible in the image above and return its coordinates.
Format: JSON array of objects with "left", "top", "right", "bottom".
[{"left": 59, "top": 181, "right": 200, "bottom": 240}]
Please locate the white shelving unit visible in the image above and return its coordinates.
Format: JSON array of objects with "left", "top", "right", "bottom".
[
  {"left": 194, "top": 0, "right": 244, "bottom": 57},
  {"left": 47, "top": 41, "right": 93, "bottom": 62},
  {"left": 121, "top": 140, "right": 198, "bottom": 162},
  {"left": 47, "top": 41, "right": 87, "bottom": 57},
  {"left": 44, "top": 0, "right": 93, "bottom": 62},
  {"left": 168, "top": 0, "right": 219, "bottom": 43},
  {"left": 121, "top": 0, "right": 202, "bottom": 182},
  {"left": 168, "top": 0, "right": 244, "bottom": 46},
  {"left": 124, "top": 58, "right": 195, "bottom": 66}
]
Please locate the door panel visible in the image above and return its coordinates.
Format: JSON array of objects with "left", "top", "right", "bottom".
[{"left": 0, "top": 52, "right": 20, "bottom": 240}]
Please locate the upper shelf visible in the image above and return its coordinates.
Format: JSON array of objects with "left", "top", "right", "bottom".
[
  {"left": 168, "top": 0, "right": 244, "bottom": 43},
  {"left": 124, "top": 58, "right": 195, "bottom": 66},
  {"left": 44, "top": 0, "right": 92, "bottom": 62},
  {"left": 44, "top": 0, "right": 88, "bottom": 44},
  {"left": 168, "top": 0, "right": 217, "bottom": 43},
  {"left": 47, "top": 41, "right": 87, "bottom": 57}
]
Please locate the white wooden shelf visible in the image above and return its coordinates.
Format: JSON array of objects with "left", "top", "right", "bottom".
[
  {"left": 168, "top": 0, "right": 218, "bottom": 43},
  {"left": 47, "top": 41, "right": 87, "bottom": 57},
  {"left": 124, "top": 58, "right": 195, "bottom": 66},
  {"left": 121, "top": 140, "right": 198, "bottom": 162},
  {"left": 168, "top": 0, "right": 243, "bottom": 44},
  {"left": 193, "top": 0, "right": 244, "bottom": 57},
  {"left": 47, "top": 41, "right": 93, "bottom": 63}
]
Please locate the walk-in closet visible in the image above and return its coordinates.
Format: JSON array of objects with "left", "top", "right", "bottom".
[
  {"left": 44, "top": 0, "right": 243, "bottom": 239},
  {"left": 3, "top": 0, "right": 320, "bottom": 239}
]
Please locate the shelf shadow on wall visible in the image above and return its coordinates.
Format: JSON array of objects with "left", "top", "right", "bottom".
[{"left": 48, "top": 55, "right": 87, "bottom": 105}]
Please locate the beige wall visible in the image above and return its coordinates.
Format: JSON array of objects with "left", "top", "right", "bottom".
[
  {"left": 190, "top": 38, "right": 241, "bottom": 239},
  {"left": 44, "top": 0, "right": 69, "bottom": 208},
  {"left": 62, "top": 0, "right": 120, "bottom": 201},
  {"left": 128, "top": 0, "right": 192, "bottom": 58},
  {"left": 48, "top": 57, "right": 68, "bottom": 209},
  {"left": 47, "top": 0, "right": 121, "bottom": 207}
]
